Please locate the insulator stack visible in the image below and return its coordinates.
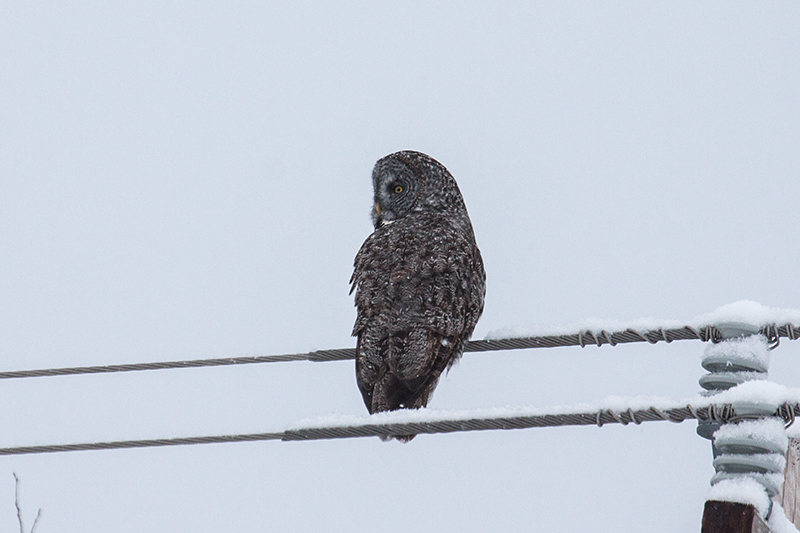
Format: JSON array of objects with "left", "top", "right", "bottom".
[
  {"left": 698, "top": 322, "right": 786, "bottom": 519},
  {"left": 710, "top": 411, "right": 788, "bottom": 500}
]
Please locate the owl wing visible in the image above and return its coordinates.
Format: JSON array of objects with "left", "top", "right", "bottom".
[{"left": 351, "top": 214, "right": 485, "bottom": 415}]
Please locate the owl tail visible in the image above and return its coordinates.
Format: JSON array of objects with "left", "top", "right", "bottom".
[
  {"left": 369, "top": 372, "right": 437, "bottom": 442},
  {"left": 356, "top": 331, "right": 458, "bottom": 442},
  {"left": 381, "top": 433, "right": 416, "bottom": 443}
]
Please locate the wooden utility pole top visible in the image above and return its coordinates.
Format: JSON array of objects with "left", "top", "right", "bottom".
[{"left": 701, "top": 501, "right": 770, "bottom": 533}]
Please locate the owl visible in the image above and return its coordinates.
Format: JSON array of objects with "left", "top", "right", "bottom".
[{"left": 350, "top": 151, "right": 486, "bottom": 441}]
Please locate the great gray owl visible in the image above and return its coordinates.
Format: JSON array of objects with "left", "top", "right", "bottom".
[{"left": 350, "top": 151, "right": 486, "bottom": 441}]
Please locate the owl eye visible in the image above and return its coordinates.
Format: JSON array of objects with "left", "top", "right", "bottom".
[{"left": 394, "top": 185, "right": 404, "bottom": 194}]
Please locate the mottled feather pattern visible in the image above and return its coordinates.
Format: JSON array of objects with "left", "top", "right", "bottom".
[{"left": 351, "top": 151, "right": 485, "bottom": 440}]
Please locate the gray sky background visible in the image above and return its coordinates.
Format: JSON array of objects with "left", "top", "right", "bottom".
[{"left": 1, "top": 2, "right": 799, "bottom": 531}]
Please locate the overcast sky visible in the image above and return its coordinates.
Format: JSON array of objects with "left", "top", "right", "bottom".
[{"left": 1, "top": 2, "right": 799, "bottom": 531}]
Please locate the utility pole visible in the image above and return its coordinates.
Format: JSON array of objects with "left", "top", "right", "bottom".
[
  {"left": 780, "top": 438, "right": 800, "bottom": 530},
  {"left": 702, "top": 501, "right": 771, "bottom": 533}
]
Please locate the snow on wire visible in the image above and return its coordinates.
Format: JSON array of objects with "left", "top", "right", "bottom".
[
  {"left": 1, "top": 302, "right": 797, "bottom": 457},
  {"left": 0, "top": 323, "right": 797, "bottom": 380},
  {"left": 1, "top": 400, "right": 798, "bottom": 456}
]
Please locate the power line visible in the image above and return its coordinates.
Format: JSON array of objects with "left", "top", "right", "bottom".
[
  {"left": 0, "top": 323, "right": 797, "bottom": 381},
  {"left": 1, "top": 402, "right": 796, "bottom": 457}
]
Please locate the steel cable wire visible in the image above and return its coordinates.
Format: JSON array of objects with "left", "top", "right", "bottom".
[
  {"left": 0, "top": 324, "right": 797, "bottom": 381},
  {"left": 1, "top": 402, "right": 796, "bottom": 457}
]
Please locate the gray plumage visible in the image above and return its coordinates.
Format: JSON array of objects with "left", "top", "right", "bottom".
[{"left": 350, "top": 151, "right": 486, "bottom": 440}]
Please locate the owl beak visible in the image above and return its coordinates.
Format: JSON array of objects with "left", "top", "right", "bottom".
[{"left": 372, "top": 203, "right": 384, "bottom": 229}]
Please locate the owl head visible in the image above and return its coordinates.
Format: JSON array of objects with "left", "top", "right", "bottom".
[{"left": 371, "top": 151, "right": 468, "bottom": 229}]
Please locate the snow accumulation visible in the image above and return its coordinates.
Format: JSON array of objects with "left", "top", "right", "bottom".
[
  {"left": 707, "top": 478, "right": 772, "bottom": 515},
  {"left": 705, "top": 381, "right": 800, "bottom": 408},
  {"left": 485, "top": 300, "right": 800, "bottom": 340},
  {"left": 703, "top": 334, "right": 770, "bottom": 370},
  {"left": 288, "top": 381, "right": 800, "bottom": 431},
  {"left": 713, "top": 418, "right": 788, "bottom": 454},
  {"left": 288, "top": 395, "right": 678, "bottom": 430},
  {"left": 770, "top": 505, "right": 800, "bottom": 533}
]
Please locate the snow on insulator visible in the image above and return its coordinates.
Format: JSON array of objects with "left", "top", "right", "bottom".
[
  {"left": 698, "top": 325, "right": 788, "bottom": 519},
  {"left": 699, "top": 324, "right": 770, "bottom": 393},
  {"left": 710, "top": 417, "right": 788, "bottom": 500},
  {"left": 713, "top": 412, "right": 789, "bottom": 454}
]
